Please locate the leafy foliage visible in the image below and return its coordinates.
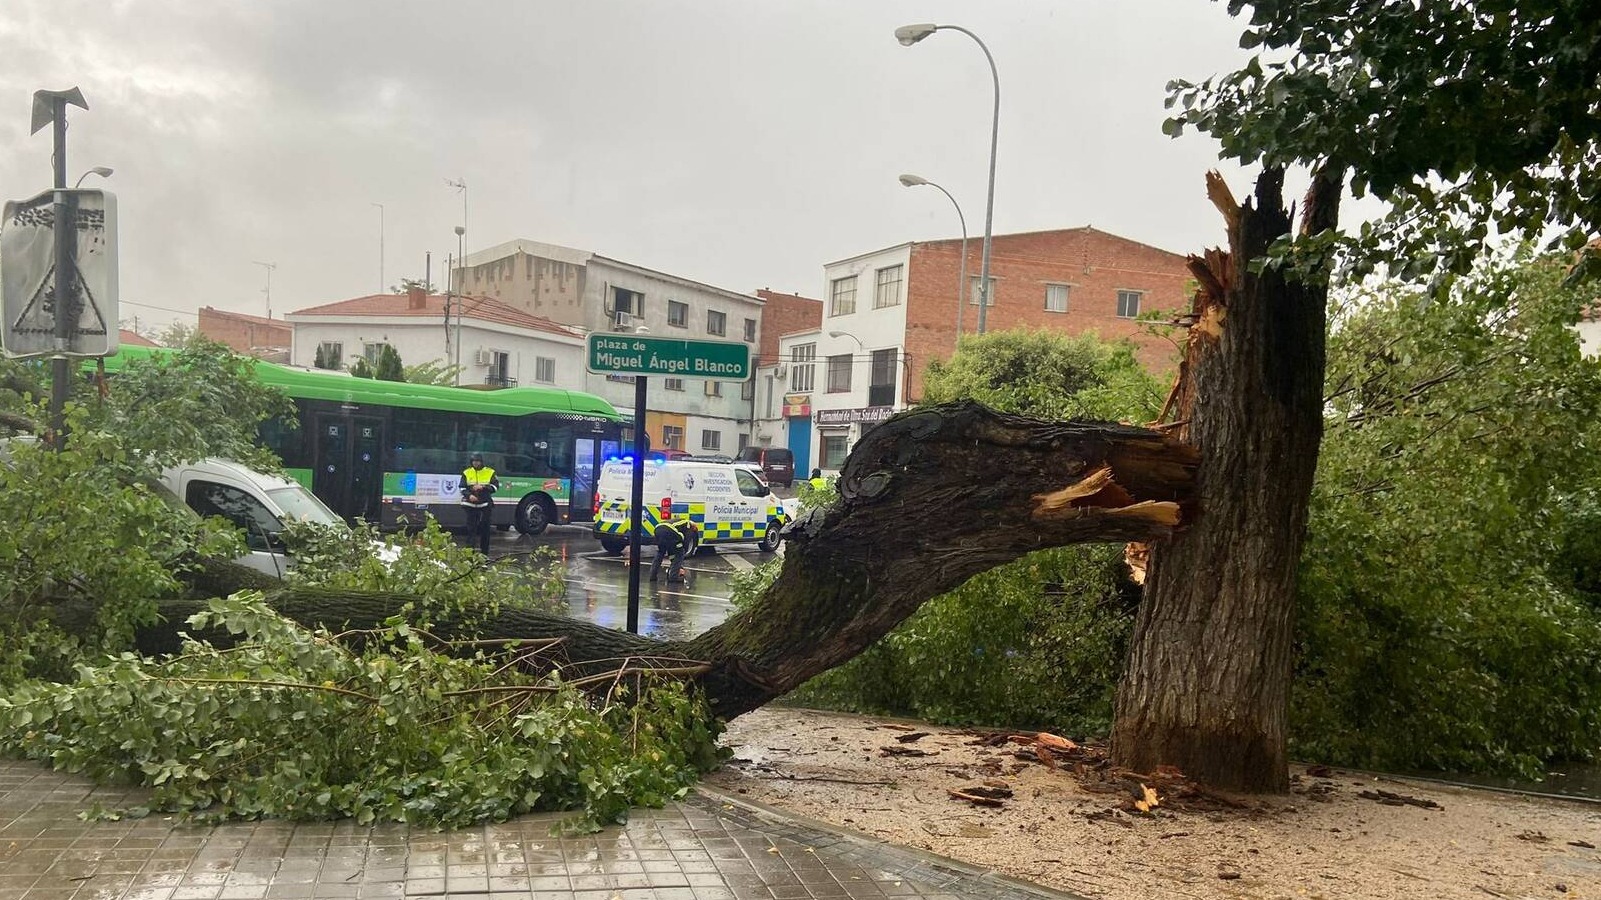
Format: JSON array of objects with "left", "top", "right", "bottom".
[
  {"left": 83, "top": 338, "right": 295, "bottom": 473},
  {"left": 0, "top": 593, "right": 722, "bottom": 830},
  {"left": 922, "top": 329, "right": 1165, "bottom": 423},
  {"left": 790, "top": 329, "right": 1151, "bottom": 734},
  {"left": 1165, "top": 1, "right": 1601, "bottom": 281},
  {"left": 403, "top": 360, "right": 465, "bottom": 386},
  {"left": 374, "top": 344, "right": 405, "bottom": 382},
  {"left": 1295, "top": 255, "right": 1601, "bottom": 775},
  {"left": 283, "top": 519, "right": 566, "bottom": 619},
  {"left": 0, "top": 413, "right": 243, "bottom": 684}
]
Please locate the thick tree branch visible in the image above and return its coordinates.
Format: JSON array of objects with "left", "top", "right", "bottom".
[{"left": 122, "top": 402, "right": 1197, "bottom": 722}]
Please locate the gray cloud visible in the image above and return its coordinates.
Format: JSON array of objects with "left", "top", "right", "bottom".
[{"left": 0, "top": 0, "right": 1260, "bottom": 330}]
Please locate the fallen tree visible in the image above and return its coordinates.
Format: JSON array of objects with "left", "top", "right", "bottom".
[{"left": 130, "top": 401, "right": 1198, "bottom": 720}]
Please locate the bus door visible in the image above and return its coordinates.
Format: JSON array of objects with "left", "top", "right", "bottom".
[
  {"left": 570, "top": 437, "right": 599, "bottom": 523},
  {"left": 313, "top": 413, "right": 386, "bottom": 523}
]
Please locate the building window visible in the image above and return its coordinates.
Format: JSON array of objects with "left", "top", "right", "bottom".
[
  {"left": 830, "top": 276, "right": 858, "bottom": 316},
  {"left": 315, "top": 341, "right": 343, "bottom": 370},
  {"left": 702, "top": 430, "right": 722, "bottom": 451},
  {"left": 668, "top": 300, "right": 688, "bottom": 328},
  {"left": 486, "top": 351, "right": 513, "bottom": 387},
  {"left": 826, "top": 354, "right": 852, "bottom": 393},
  {"left": 741, "top": 378, "right": 755, "bottom": 400},
  {"left": 613, "top": 286, "right": 643, "bottom": 317},
  {"left": 738, "top": 433, "right": 750, "bottom": 451},
  {"left": 822, "top": 433, "right": 850, "bottom": 469},
  {"left": 665, "top": 377, "right": 685, "bottom": 391},
  {"left": 968, "top": 276, "right": 997, "bottom": 306},
  {"left": 661, "top": 425, "right": 684, "bottom": 450},
  {"left": 1117, "top": 290, "right": 1142, "bottom": 318},
  {"left": 744, "top": 318, "right": 757, "bottom": 342},
  {"left": 362, "top": 341, "right": 389, "bottom": 364},
  {"left": 874, "top": 265, "right": 903, "bottom": 308},
  {"left": 705, "top": 380, "right": 722, "bottom": 397},
  {"left": 791, "top": 342, "right": 816, "bottom": 392},
  {"left": 1045, "top": 284, "right": 1070, "bottom": 313},
  {"left": 868, "top": 348, "right": 898, "bottom": 407},
  {"left": 707, "top": 309, "right": 727, "bottom": 336},
  {"left": 535, "top": 356, "right": 556, "bottom": 383}
]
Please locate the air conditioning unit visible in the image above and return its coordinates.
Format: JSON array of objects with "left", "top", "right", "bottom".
[
  {"left": 612, "top": 309, "right": 631, "bottom": 330},
  {"left": 473, "top": 348, "right": 494, "bottom": 366},
  {"left": 773, "top": 364, "right": 789, "bottom": 378}
]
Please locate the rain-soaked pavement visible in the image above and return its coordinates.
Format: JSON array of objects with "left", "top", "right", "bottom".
[
  {"left": 483, "top": 525, "right": 764, "bottom": 641},
  {"left": 0, "top": 526, "right": 1087, "bottom": 900}
]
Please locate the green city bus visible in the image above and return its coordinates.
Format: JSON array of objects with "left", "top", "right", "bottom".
[{"left": 100, "top": 347, "right": 630, "bottom": 534}]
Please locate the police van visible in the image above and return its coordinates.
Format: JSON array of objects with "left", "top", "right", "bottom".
[{"left": 592, "top": 459, "right": 790, "bottom": 555}]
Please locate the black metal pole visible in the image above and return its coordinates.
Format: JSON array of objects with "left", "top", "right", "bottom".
[
  {"left": 48, "top": 98, "right": 74, "bottom": 449},
  {"left": 626, "top": 375, "right": 648, "bottom": 633}
]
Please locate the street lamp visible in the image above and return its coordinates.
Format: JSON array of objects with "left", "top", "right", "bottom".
[
  {"left": 453, "top": 225, "right": 465, "bottom": 385},
  {"left": 371, "top": 202, "right": 385, "bottom": 293},
  {"left": 895, "top": 22, "right": 1000, "bottom": 334},
  {"left": 73, "top": 166, "right": 112, "bottom": 188},
  {"left": 898, "top": 173, "right": 968, "bottom": 341}
]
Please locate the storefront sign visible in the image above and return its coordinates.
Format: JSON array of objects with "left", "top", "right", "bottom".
[
  {"left": 782, "top": 393, "right": 811, "bottom": 417},
  {"left": 814, "top": 406, "right": 895, "bottom": 426}
]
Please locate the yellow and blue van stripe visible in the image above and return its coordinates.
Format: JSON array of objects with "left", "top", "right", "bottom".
[{"left": 593, "top": 500, "right": 791, "bottom": 543}]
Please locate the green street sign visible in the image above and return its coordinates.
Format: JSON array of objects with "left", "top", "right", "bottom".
[{"left": 586, "top": 333, "right": 751, "bottom": 380}]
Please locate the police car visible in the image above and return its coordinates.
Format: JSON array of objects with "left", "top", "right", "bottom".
[{"left": 592, "top": 458, "right": 791, "bottom": 555}]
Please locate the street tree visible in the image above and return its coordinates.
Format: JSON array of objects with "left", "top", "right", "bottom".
[{"left": 1116, "top": 0, "right": 1601, "bottom": 790}]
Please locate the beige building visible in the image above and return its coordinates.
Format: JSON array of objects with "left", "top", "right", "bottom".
[{"left": 451, "top": 239, "right": 767, "bottom": 455}]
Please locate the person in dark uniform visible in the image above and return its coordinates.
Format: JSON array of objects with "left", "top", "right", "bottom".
[
  {"left": 459, "top": 453, "right": 499, "bottom": 554},
  {"left": 650, "top": 515, "right": 697, "bottom": 583}
]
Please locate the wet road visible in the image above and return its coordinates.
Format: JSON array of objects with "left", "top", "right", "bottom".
[{"left": 478, "top": 525, "right": 772, "bottom": 641}]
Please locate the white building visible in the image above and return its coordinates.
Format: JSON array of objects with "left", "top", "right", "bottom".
[
  {"left": 799, "top": 243, "right": 914, "bottom": 473},
  {"left": 284, "top": 289, "right": 586, "bottom": 391},
  {"left": 452, "top": 239, "right": 766, "bottom": 456}
]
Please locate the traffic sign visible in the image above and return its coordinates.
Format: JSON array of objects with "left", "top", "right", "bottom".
[
  {"left": 1, "top": 187, "right": 119, "bottom": 358},
  {"left": 586, "top": 333, "right": 751, "bottom": 380}
]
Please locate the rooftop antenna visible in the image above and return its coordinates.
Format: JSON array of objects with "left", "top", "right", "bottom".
[{"left": 252, "top": 261, "right": 277, "bottom": 319}]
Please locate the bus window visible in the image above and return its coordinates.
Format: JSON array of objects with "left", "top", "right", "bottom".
[{"left": 391, "top": 409, "right": 460, "bottom": 473}]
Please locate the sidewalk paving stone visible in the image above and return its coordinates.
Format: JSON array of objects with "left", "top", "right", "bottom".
[{"left": 1, "top": 759, "right": 1082, "bottom": 900}]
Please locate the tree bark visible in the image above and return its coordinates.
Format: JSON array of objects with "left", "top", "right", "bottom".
[
  {"left": 131, "top": 402, "right": 1198, "bottom": 722},
  {"left": 1111, "top": 168, "right": 1342, "bottom": 792}
]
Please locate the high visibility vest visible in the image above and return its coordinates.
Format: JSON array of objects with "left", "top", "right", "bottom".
[{"left": 462, "top": 466, "right": 497, "bottom": 506}]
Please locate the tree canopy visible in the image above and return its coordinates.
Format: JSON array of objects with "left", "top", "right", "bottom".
[{"left": 1166, "top": 1, "right": 1601, "bottom": 279}]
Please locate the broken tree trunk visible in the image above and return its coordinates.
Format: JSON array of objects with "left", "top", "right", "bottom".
[
  {"left": 132, "top": 401, "right": 1198, "bottom": 721},
  {"left": 1111, "top": 167, "right": 1342, "bottom": 793}
]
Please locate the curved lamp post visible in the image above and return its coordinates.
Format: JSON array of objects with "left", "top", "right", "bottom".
[
  {"left": 898, "top": 173, "right": 968, "bottom": 342},
  {"left": 895, "top": 22, "right": 999, "bottom": 334},
  {"left": 73, "top": 166, "right": 112, "bottom": 188}
]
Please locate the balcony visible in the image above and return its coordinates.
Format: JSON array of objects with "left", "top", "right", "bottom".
[{"left": 484, "top": 374, "right": 518, "bottom": 388}]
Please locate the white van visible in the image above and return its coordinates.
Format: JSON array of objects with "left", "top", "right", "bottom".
[
  {"left": 160, "top": 459, "right": 347, "bottom": 577},
  {"left": 591, "top": 459, "right": 791, "bottom": 555}
]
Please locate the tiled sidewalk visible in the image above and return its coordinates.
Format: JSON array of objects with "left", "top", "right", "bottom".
[{"left": 0, "top": 759, "right": 1079, "bottom": 900}]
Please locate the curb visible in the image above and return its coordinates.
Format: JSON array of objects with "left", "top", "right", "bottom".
[{"left": 691, "top": 784, "right": 1093, "bottom": 900}]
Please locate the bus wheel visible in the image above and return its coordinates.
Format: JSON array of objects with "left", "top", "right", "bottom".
[
  {"left": 515, "top": 494, "right": 555, "bottom": 536},
  {"left": 599, "top": 535, "right": 627, "bottom": 555}
]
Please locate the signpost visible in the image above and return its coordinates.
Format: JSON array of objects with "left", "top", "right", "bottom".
[
  {"left": 1, "top": 187, "right": 119, "bottom": 357},
  {"left": 1, "top": 87, "right": 116, "bottom": 449},
  {"left": 586, "top": 333, "right": 753, "bottom": 632}
]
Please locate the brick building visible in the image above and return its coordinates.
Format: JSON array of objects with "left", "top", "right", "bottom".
[
  {"left": 198, "top": 307, "right": 292, "bottom": 359},
  {"left": 747, "top": 289, "right": 823, "bottom": 457},
  {"left": 792, "top": 227, "right": 1190, "bottom": 473}
]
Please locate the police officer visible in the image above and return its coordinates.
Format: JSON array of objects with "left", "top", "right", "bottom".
[
  {"left": 459, "top": 453, "right": 500, "bottom": 554},
  {"left": 650, "top": 515, "right": 697, "bottom": 583},
  {"left": 808, "top": 468, "right": 827, "bottom": 491}
]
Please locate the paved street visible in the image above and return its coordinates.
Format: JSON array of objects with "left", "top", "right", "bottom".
[
  {"left": 0, "top": 759, "right": 1079, "bottom": 900},
  {"left": 479, "top": 525, "right": 768, "bottom": 641}
]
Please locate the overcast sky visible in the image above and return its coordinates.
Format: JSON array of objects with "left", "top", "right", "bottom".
[{"left": 0, "top": 1, "right": 1264, "bottom": 330}]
